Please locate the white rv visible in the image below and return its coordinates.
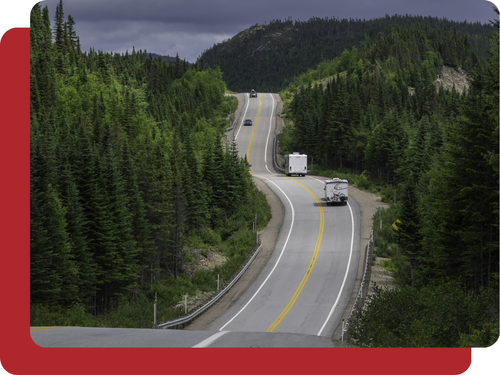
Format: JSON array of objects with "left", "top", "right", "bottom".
[
  {"left": 285, "top": 152, "right": 307, "bottom": 176},
  {"left": 324, "top": 178, "right": 349, "bottom": 205}
]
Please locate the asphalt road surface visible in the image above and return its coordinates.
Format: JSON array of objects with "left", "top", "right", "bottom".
[{"left": 209, "top": 93, "right": 360, "bottom": 337}]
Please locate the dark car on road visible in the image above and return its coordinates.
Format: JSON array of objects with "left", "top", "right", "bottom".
[
  {"left": 250, "top": 89, "right": 257, "bottom": 98},
  {"left": 244, "top": 119, "right": 252, "bottom": 126}
]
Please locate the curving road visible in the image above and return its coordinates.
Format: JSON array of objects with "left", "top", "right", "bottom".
[
  {"left": 206, "top": 93, "right": 361, "bottom": 338},
  {"left": 31, "top": 92, "right": 361, "bottom": 347}
]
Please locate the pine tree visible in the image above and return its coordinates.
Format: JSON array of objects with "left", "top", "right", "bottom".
[
  {"left": 399, "top": 174, "right": 424, "bottom": 286},
  {"left": 222, "top": 136, "right": 245, "bottom": 216},
  {"left": 208, "top": 136, "right": 228, "bottom": 226},
  {"left": 119, "top": 137, "right": 153, "bottom": 287},
  {"left": 30, "top": 134, "right": 77, "bottom": 305},
  {"left": 168, "top": 132, "right": 188, "bottom": 278},
  {"left": 183, "top": 135, "right": 209, "bottom": 230},
  {"left": 102, "top": 136, "right": 138, "bottom": 300},
  {"left": 138, "top": 138, "right": 173, "bottom": 281},
  {"left": 56, "top": 148, "right": 97, "bottom": 303},
  {"left": 53, "top": 0, "right": 67, "bottom": 73}
]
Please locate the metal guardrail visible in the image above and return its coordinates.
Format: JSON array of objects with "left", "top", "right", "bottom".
[
  {"left": 225, "top": 115, "right": 235, "bottom": 132},
  {"left": 156, "top": 240, "right": 263, "bottom": 329},
  {"left": 273, "top": 135, "right": 286, "bottom": 174},
  {"left": 341, "top": 230, "right": 374, "bottom": 341}
]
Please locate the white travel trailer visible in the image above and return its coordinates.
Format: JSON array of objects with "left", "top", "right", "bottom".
[
  {"left": 285, "top": 152, "right": 307, "bottom": 176},
  {"left": 324, "top": 178, "right": 349, "bottom": 205}
]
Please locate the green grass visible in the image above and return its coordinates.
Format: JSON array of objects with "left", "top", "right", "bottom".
[{"left": 379, "top": 258, "right": 398, "bottom": 274}]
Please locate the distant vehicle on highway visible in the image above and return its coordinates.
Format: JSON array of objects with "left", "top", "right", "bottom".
[
  {"left": 244, "top": 119, "right": 253, "bottom": 126},
  {"left": 250, "top": 89, "right": 257, "bottom": 98}
]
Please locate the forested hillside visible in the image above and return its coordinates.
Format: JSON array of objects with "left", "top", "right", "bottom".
[
  {"left": 201, "top": 14, "right": 495, "bottom": 93},
  {"left": 279, "top": 16, "right": 499, "bottom": 347},
  {"left": 30, "top": 1, "right": 270, "bottom": 324}
]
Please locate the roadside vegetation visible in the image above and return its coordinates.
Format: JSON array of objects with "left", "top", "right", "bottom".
[{"left": 279, "top": 12, "right": 499, "bottom": 347}]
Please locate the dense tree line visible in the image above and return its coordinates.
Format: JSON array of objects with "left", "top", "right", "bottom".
[
  {"left": 281, "top": 16, "right": 498, "bottom": 346},
  {"left": 201, "top": 14, "right": 495, "bottom": 93},
  {"left": 281, "top": 23, "right": 480, "bottom": 177},
  {"left": 30, "top": 1, "right": 261, "bottom": 316}
]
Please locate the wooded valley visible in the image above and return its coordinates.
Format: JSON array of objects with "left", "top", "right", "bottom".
[{"left": 30, "top": 1, "right": 498, "bottom": 346}]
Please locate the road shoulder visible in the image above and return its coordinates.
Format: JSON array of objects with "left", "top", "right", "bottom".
[{"left": 184, "top": 176, "right": 284, "bottom": 330}]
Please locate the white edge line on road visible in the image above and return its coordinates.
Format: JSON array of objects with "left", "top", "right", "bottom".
[
  {"left": 310, "top": 176, "right": 355, "bottom": 336},
  {"left": 264, "top": 93, "right": 278, "bottom": 175},
  {"left": 264, "top": 93, "right": 275, "bottom": 165},
  {"left": 234, "top": 93, "right": 250, "bottom": 140},
  {"left": 192, "top": 331, "right": 229, "bottom": 348},
  {"left": 219, "top": 175, "right": 295, "bottom": 331}
]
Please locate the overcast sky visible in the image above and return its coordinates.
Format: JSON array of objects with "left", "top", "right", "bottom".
[{"left": 39, "top": 0, "right": 498, "bottom": 63}]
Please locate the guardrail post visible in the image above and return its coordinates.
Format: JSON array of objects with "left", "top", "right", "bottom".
[
  {"left": 153, "top": 292, "right": 157, "bottom": 328},
  {"left": 397, "top": 232, "right": 399, "bottom": 257},
  {"left": 341, "top": 319, "right": 345, "bottom": 341}
]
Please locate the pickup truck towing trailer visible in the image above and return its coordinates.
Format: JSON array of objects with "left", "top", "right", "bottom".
[
  {"left": 324, "top": 178, "right": 349, "bottom": 205},
  {"left": 285, "top": 152, "right": 307, "bottom": 176}
]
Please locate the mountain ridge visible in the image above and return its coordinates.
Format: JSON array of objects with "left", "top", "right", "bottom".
[{"left": 201, "top": 14, "right": 495, "bottom": 93}]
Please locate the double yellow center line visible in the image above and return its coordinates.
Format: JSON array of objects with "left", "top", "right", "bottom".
[
  {"left": 267, "top": 177, "right": 325, "bottom": 332},
  {"left": 246, "top": 93, "right": 262, "bottom": 164},
  {"left": 243, "top": 93, "right": 324, "bottom": 331}
]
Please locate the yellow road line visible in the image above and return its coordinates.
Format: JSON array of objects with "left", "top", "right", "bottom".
[
  {"left": 267, "top": 178, "right": 325, "bottom": 332},
  {"left": 246, "top": 93, "right": 262, "bottom": 164},
  {"left": 30, "top": 326, "right": 71, "bottom": 331}
]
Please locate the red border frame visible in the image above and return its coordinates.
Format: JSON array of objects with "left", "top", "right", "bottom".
[{"left": 0, "top": 28, "right": 472, "bottom": 375}]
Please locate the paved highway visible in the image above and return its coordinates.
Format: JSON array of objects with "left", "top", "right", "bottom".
[
  {"left": 31, "top": 92, "right": 361, "bottom": 347},
  {"left": 208, "top": 93, "right": 360, "bottom": 337}
]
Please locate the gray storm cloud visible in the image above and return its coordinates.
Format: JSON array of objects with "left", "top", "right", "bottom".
[{"left": 39, "top": 0, "right": 496, "bottom": 62}]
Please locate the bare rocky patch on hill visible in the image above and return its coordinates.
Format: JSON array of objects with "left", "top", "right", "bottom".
[{"left": 434, "top": 65, "right": 472, "bottom": 94}]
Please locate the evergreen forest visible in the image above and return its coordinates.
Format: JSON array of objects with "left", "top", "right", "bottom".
[
  {"left": 30, "top": 1, "right": 270, "bottom": 326},
  {"left": 279, "top": 13, "right": 499, "bottom": 347},
  {"left": 201, "top": 14, "right": 495, "bottom": 93}
]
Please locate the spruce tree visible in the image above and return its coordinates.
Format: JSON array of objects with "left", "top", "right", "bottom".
[
  {"left": 399, "top": 174, "right": 424, "bottom": 286},
  {"left": 119, "top": 137, "right": 153, "bottom": 287},
  {"left": 30, "top": 135, "right": 77, "bottom": 305},
  {"left": 103, "top": 137, "right": 138, "bottom": 299},
  {"left": 56, "top": 149, "right": 97, "bottom": 304}
]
